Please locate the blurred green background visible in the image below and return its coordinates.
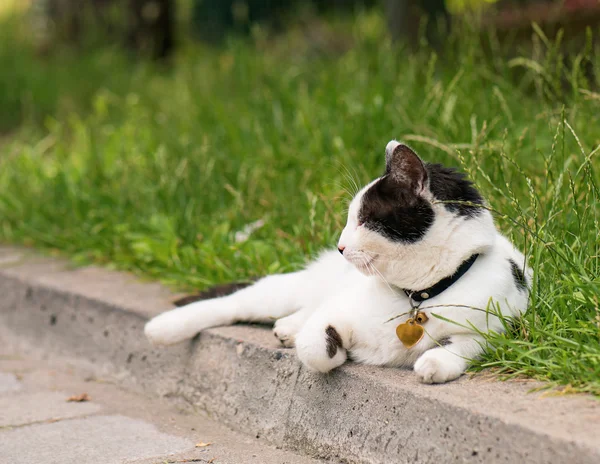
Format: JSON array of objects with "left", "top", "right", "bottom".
[{"left": 0, "top": 0, "right": 599, "bottom": 394}]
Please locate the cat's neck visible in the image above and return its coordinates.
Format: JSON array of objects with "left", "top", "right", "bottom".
[{"left": 383, "top": 213, "right": 496, "bottom": 291}]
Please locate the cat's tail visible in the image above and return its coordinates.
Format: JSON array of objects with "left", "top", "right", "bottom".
[
  {"left": 144, "top": 271, "right": 307, "bottom": 345},
  {"left": 172, "top": 281, "right": 256, "bottom": 307}
]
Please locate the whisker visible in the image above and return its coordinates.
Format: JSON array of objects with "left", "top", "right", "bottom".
[
  {"left": 340, "top": 164, "right": 361, "bottom": 196},
  {"left": 366, "top": 257, "right": 398, "bottom": 296},
  {"left": 338, "top": 165, "right": 360, "bottom": 197}
]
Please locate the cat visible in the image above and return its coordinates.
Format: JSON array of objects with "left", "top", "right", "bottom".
[{"left": 145, "top": 141, "right": 532, "bottom": 384}]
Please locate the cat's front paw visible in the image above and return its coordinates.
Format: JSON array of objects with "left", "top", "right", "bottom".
[
  {"left": 414, "top": 350, "right": 464, "bottom": 384},
  {"left": 273, "top": 317, "right": 299, "bottom": 348},
  {"left": 295, "top": 324, "right": 347, "bottom": 373}
]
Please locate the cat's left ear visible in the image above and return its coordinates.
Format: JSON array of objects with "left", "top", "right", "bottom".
[{"left": 385, "top": 141, "right": 428, "bottom": 193}]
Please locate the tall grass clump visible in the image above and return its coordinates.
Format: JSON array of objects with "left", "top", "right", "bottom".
[{"left": 0, "top": 11, "right": 598, "bottom": 394}]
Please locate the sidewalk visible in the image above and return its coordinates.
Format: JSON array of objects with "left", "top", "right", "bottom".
[{"left": 0, "top": 354, "right": 323, "bottom": 464}]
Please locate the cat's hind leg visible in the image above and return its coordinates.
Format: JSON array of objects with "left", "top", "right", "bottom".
[{"left": 145, "top": 270, "right": 310, "bottom": 346}]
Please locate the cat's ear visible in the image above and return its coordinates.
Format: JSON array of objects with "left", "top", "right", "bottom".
[{"left": 385, "top": 141, "right": 428, "bottom": 193}]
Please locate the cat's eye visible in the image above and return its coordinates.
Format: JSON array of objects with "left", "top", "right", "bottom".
[{"left": 356, "top": 220, "right": 364, "bottom": 227}]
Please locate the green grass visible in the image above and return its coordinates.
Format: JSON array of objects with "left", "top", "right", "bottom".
[{"left": 0, "top": 11, "right": 599, "bottom": 395}]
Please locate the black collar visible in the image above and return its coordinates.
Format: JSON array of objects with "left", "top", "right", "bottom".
[{"left": 403, "top": 254, "right": 479, "bottom": 304}]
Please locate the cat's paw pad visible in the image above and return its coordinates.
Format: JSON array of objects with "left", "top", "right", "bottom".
[
  {"left": 144, "top": 311, "right": 190, "bottom": 346},
  {"left": 295, "top": 325, "right": 347, "bottom": 373},
  {"left": 414, "top": 351, "right": 462, "bottom": 384}
]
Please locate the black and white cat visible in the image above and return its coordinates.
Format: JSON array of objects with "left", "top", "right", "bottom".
[{"left": 145, "top": 141, "right": 531, "bottom": 384}]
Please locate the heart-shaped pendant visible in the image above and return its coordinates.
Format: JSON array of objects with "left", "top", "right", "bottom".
[{"left": 396, "top": 318, "right": 425, "bottom": 348}]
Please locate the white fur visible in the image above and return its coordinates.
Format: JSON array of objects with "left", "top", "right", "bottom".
[{"left": 145, "top": 141, "right": 531, "bottom": 383}]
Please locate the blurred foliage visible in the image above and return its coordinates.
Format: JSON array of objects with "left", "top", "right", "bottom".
[
  {"left": 0, "top": 0, "right": 31, "bottom": 17},
  {"left": 447, "top": 0, "right": 500, "bottom": 13}
]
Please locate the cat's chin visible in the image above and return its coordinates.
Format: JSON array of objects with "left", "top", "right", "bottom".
[
  {"left": 356, "top": 267, "right": 375, "bottom": 276},
  {"left": 351, "top": 258, "right": 377, "bottom": 276}
]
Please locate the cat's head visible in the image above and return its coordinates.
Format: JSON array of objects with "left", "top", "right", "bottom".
[{"left": 338, "top": 141, "right": 496, "bottom": 290}]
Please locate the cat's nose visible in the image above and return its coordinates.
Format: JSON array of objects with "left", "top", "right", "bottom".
[{"left": 338, "top": 246, "right": 345, "bottom": 255}]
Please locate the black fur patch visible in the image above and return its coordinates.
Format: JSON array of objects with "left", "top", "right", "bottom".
[
  {"left": 359, "top": 175, "right": 435, "bottom": 243},
  {"left": 173, "top": 280, "right": 256, "bottom": 306},
  {"left": 438, "top": 337, "right": 452, "bottom": 346},
  {"left": 508, "top": 259, "right": 528, "bottom": 292},
  {"left": 426, "top": 164, "right": 484, "bottom": 217},
  {"left": 359, "top": 162, "right": 484, "bottom": 243},
  {"left": 325, "top": 325, "right": 343, "bottom": 358}
]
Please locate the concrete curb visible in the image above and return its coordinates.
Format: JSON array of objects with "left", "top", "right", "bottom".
[{"left": 0, "top": 246, "right": 599, "bottom": 464}]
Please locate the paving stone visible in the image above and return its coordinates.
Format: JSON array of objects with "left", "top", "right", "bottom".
[
  {"left": 0, "top": 391, "right": 101, "bottom": 427},
  {"left": 0, "top": 357, "right": 323, "bottom": 464},
  {"left": 0, "top": 414, "right": 193, "bottom": 464},
  {"left": 0, "top": 372, "right": 21, "bottom": 394}
]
